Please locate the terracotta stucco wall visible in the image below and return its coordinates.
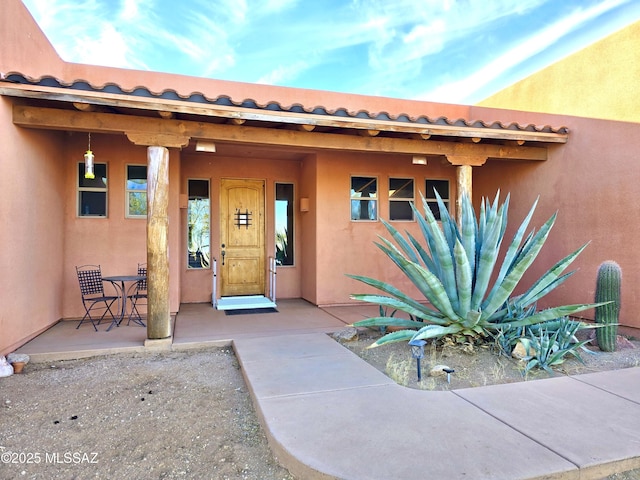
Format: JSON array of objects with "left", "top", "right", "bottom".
[
  {"left": 313, "top": 151, "right": 457, "bottom": 306},
  {"left": 0, "top": 0, "right": 64, "bottom": 77},
  {"left": 0, "top": 97, "right": 66, "bottom": 355},
  {"left": 477, "top": 21, "right": 640, "bottom": 123},
  {"left": 60, "top": 134, "right": 181, "bottom": 319},
  {"left": 472, "top": 110, "right": 640, "bottom": 329},
  {"left": 300, "top": 155, "right": 319, "bottom": 304}
]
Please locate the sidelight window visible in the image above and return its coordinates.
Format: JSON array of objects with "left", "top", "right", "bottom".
[
  {"left": 187, "top": 179, "right": 210, "bottom": 269},
  {"left": 275, "top": 183, "right": 294, "bottom": 266}
]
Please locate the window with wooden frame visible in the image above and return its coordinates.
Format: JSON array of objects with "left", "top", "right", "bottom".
[
  {"left": 350, "top": 176, "right": 378, "bottom": 221},
  {"left": 78, "top": 162, "right": 108, "bottom": 217},
  {"left": 126, "top": 165, "right": 147, "bottom": 218},
  {"left": 425, "top": 179, "right": 450, "bottom": 220},
  {"left": 389, "top": 178, "right": 414, "bottom": 221}
]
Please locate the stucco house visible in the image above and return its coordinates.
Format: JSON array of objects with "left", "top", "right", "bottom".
[{"left": 2, "top": 0, "right": 639, "bottom": 355}]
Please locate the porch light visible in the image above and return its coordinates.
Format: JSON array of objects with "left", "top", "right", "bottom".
[
  {"left": 84, "top": 132, "right": 95, "bottom": 179},
  {"left": 412, "top": 155, "right": 427, "bottom": 165},
  {"left": 408, "top": 338, "right": 426, "bottom": 381}
]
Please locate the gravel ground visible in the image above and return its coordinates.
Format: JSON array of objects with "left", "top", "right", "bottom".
[{"left": 0, "top": 348, "right": 295, "bottom": 480}]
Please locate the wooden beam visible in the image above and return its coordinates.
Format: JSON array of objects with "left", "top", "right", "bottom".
[
  {"left": 445, "top": 154, "right": 488, "bottom": 167},
  {"left": 126, "top": 132, "right": 190, "bottom": 148},
  {"left": 13, "top": 105, "right": 549, "bottom": 161},
  {"left": 1, "top": 84, "right": 569, "bottom": 143}
]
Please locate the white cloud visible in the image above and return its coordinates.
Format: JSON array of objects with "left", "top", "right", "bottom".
[{"left": 420, "top": 0, "right": 631, "bottom": 103}]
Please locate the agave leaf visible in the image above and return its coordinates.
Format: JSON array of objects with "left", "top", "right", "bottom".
[
  {"left": 487, "top": 196, "right": 539, "bottom": 300},
  {"left": 412, "top": 202, "right": 441, "bottom": 276},
  {"left": 470, "top": 202, "right": 504, "bottom": 310},
  {"left": 369, "top": 329, "right": 416, "bottom": 347},
  {"left": 407, "top": 232, "right": 436, "bottom": 272},
  {"left": 346, "top": 275, "right": 442, "bottom": 319},
  {"left": 462, "top": 309, "right": 482, "bottom": 329},
  {"left": 481, "top": 213, "right": 558, "bottom": 319},
  {"left": 401, "top": 261, "right": 462, "bottom": 321},
  {"left": 518, "top": 243, "right": 589, "bottom": 306},
  {"left": 412, "top": 323, "right": 464, "bottom": 341},
  {"left": 453, "top": 239, "right": 472, "bottom": 315},
  {"left": 380, "top": 218, "right": 420, "bottom": 264},
  {"left": 420, "top": 194, "right": 458, "bottom": 310},
  {"left": 434, "top": 189, "right": 459, "bottom": 259},
  {"left": 350, "top": 316, "right": 425, "bottom": 329},
  {"left": 459, "top": 193, "right": 477, "bottom": 276},
  {"left": 492, "top": 302, "right": 610, "bottom": 329}
]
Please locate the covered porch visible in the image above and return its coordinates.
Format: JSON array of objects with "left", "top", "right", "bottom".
[{"left": 12, "top": 299, "right": 370, "bottom": 362}]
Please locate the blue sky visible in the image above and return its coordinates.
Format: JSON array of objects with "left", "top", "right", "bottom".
[{"left": 22, "top": 0, "right": 640, "bottom": 104}]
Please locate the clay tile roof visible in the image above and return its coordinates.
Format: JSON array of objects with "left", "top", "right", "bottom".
[{"left": 0, "top": 72, "right": 570, "bottom": 139}]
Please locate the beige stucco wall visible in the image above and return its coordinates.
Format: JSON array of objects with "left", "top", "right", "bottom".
[{"left": 478, "top": 21, "right": 640, "bottom": 123}]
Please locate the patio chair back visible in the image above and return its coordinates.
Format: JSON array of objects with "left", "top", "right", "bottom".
[
  {"left": 137, "top": 263, "right": 147, "bottom": 291},
  {"left": 75, "top": 265, "right": 118, "bottom": 331},
  {"left": 126, "top": 263, "right": 147, "bottom": 326},
  {"left": 77, "top": 265, "right": 108, "bottom": 297}
]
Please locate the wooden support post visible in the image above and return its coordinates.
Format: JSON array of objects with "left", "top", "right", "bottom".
[
  {"left": 146, "top": 146, "right": 171, "bottom": 339},
  {"left": 456, "top": 165, "right": 473, "bottom": 226},
  {"left": 445, "top": 155, "right": 487, "bottom": 226}
]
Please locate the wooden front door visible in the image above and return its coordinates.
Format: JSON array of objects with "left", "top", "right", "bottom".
[{"left": 220, "top": 179, "right": 265, "bottom": 296}]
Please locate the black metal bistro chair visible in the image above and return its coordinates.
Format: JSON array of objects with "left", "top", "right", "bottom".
[
  {"left": 75, "top": 265, "right": 119, "bottom": 331},
  {"left": 127, "top": 263, "right": 147, "bottom": 326}
]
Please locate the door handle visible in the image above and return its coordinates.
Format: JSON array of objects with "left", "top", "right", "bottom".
[{"left": 221, "top": 244, "right": 226, "bottom": 265}]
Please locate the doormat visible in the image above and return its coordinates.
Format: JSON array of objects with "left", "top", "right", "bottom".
[{"left": 225, "top": 307, "right": 278, "bottom": 316}]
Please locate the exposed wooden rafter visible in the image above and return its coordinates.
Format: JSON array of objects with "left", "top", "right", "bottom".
[{"left": 13, "top": 105, "right": 549, "bottom": 160}]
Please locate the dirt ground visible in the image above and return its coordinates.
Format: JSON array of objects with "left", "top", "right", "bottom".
[
  {"left": 0, "top": 348, "right": 294, "bottom": 480},
  {"left": 3, "top": 331, "right": 640, "bottom": 480}
]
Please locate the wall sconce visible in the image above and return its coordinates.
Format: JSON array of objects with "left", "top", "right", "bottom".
[
  {"left": 84, "top": 132, "right": 95, "bottom": 179},
  {"left": 300, "top": 197, "right": 310, "bottom": 212},
  {"left": 412, "top": 155, "right": 427, "bottom": 166},
  {"left": 195, "top": 140, "right": 217, "bottom": 153}
]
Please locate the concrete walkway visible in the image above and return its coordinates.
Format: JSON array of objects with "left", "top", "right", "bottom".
[
  {"left": 234, "top": 332, "right": 640, "bottom": 480},
  {"left": 14, "top": 301, "right": 640, "bottom": 479}
]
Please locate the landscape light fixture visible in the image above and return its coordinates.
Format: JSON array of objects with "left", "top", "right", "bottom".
[
  {"left": 408, "top": 338, "right": 427, "bottom": 381},
  {"left": 84, "top": 132, "right": 95, "bottom": 179}
]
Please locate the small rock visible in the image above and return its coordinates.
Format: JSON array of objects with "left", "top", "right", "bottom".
[
  {"left": 429, "top": 365, "right": 451, "bottom": 377},
  {"left": 512, "top": 340, "right": 535, "bottom": 360},
  {"left": 332, "top": 327, "right": 359, "bottom": 343},
  {"left": 589, "top": 332, "right": 636, "bottom": 350}
]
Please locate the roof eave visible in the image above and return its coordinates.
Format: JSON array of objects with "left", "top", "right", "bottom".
[{"left": 0, "top": 82, "right": 569, "bottom": 144}]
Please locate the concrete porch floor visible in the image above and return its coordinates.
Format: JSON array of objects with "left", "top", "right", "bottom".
[{"left": 13, "top": 298, "right": 360, "bottom": 361}]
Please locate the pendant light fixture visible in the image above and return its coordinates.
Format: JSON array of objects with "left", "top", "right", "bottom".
[{"left": 84, "top": 132, "right": 95, "bottom": 179}]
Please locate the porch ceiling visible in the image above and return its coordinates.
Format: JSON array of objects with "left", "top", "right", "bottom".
[{"left": 0, "top": 72, "right": 569, "bottom": 161}]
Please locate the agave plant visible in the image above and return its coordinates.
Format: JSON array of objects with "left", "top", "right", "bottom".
[
  {"left": 519, "top": 317, "right": 593, "bottom": 375},
  {"left": 348, "top": 191, "right": 605, "bottom": 348}
]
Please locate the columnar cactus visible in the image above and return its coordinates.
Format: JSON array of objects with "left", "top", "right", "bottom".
[{"left": 595, "top": 261, "right": 622, "bottom": 352}]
